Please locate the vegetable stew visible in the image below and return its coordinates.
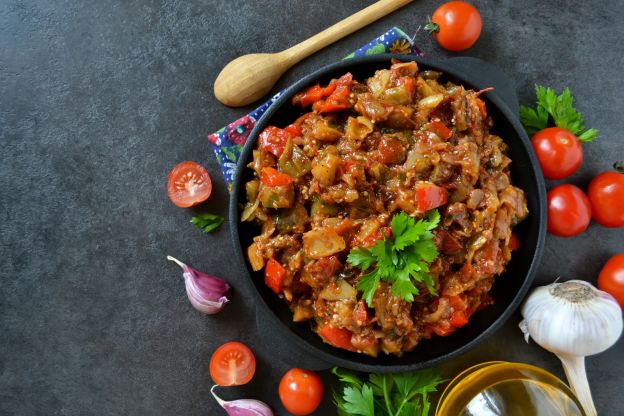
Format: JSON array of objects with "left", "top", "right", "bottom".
[{"left": 241, "top": 60, "right": 528, "bottom": 357}]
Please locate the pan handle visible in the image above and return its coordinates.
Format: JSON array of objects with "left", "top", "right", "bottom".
[
  {"left": 444, "top": 57, "right": 519, "bottom": 115},
  {"left": 254, "top": 305, "right": 333, "bottom": 371}
]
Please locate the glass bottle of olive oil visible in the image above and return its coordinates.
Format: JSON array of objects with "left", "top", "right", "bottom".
[{"left": 436, "top": 362, "right": 586, "bottom": 416}]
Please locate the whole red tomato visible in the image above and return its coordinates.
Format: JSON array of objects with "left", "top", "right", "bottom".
[
  {"left": 547, "top": 184, "right": 592, "bottom": 237},
  {"left": 531, "top": 127, "right": 583, "bottom": 180},
  {"left": 588, "top": 170, "right": 624, "bottom": 227},
  {"left": 278, "top": 368, "right": 323, "bottom": 415},
  {"left": 426, "top": 1, "right": 482, "bottom": 51},
  {"left": 598, "top": 253, "right": 624, "bottom": 309}
]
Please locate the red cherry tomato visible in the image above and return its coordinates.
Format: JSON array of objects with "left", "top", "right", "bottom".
[
  {"left": 427, "top": 1, "right": 482, "bottom": 51},
  {"left": 278, "top": 368, "right": 324, "bottom": 416},
  {"left": 531, "top": 127, "right": 583, "bottom": 180},
  {"left": 209, "top": 342, "right": 256, "bottom": 386},
  {"left": 588, "top": 171, "right": 624, "bottom": 227},
  {"left": 547, "top": 184, "right": 592, "bottom": 237},
  {"left": 598, "top": 253, "right": 624, "bottom": 309},
  {"left": 167, "top": 161, "right": 212, "bottom": 208}
]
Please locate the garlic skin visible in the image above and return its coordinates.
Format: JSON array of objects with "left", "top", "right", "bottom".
[
  {"left": 520, "top": 279, "right": 623, "bottom": 416},
  {"left": 520, "top": 280, "right": 622, "bottom": 356}
]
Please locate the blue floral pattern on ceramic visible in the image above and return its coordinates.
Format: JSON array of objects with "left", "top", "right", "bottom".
[{"left": 208, "top": 27, "right": 421, "bottom": 190}]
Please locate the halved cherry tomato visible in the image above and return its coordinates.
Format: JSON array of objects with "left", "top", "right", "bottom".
[
  {"left": 292, "top": 82, "right": 337, "bottom": 107},
  {"left": 209, "top": 342, "right": 256, "bottom": 386},
  {"left": 415, "top": 182, "right": 448, "bottom": 212},
  {"left": 588, "top": 170, "right": 624, "bottom": 227},
  {"left": 278, "top": 368, "right": 324, "bottom": 416},
  {"left": 531, "top": 127, "right": 583, "bottom": 180},
  {"left": 318, "top": 323, "right": 356, "bottom": 352},
  {"left": 426, "top": 1, "right": 482, "bottom": 51},
  {"left": 316, "top": 73, "right": 353, "bottom": 113},
  {"left": 598, "top": 253, "right": 624, "bottom": 309},
  {"left": 167, "top": 161, "right": 212, "bottom": 208},
  {"left": 428, "top": 119, "right": 453, "bottom": 140},
  {"left": 259, "top": 126, "right": 290, "bottom": 157},
  {"left": 547, "top": 184, "right": 592, "bottom": 237},
  {"left": 261, "top": 167, "right": 293, "bottom": 187},
  {"left": 265, "top": 258, "right": 287, "bottom": 294}
]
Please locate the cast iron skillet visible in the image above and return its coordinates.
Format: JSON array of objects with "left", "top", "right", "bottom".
[{"left": 229, "top": 54, "right": 546, "bottom": 373}]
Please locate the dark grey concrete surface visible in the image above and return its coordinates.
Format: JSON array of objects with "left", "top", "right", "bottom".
[{"left": 1, "top": 0, "right": 623, "bottom": 415}]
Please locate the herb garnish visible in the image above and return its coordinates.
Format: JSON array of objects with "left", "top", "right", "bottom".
[
  {"left": 347, "top": 210, "right": 440, "bottom": 306},
  {"left": 332, "top": 366, "right": 444, "bottom": 416},
  {"left": 191, "top": 213, "right": 224, "bottom": 233},
  {"left": 519, "top": 85, "right": 598, "bottom": 142}
]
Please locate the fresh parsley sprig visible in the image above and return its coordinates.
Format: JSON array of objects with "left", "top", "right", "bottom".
[
  {"left": 519, "top": 85, "right": 598, "bottom": 142},
  {"left": 347, "top": 210, "right": 440, "bottom": 306},
  {"left": 332, "top": 366, "right": 444, "bottom": 416},
  {"left": 190, "top": 213, "right": 224, "bottom": 233}
]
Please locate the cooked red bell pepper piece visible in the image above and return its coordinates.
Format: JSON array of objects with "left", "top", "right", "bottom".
[
  {"left": 428, "top": 120, "right": 453, "bottom": 140},
  {"left": 476, "top": 98, "right": 487, "bottom": 120},
  {"left": 318, "top": 323, "right": 356, "bottom": 351},
  {"left": 283, "top": 123, "right": 303, "bottom": 138},
  {"left": 415, "top": 182, "right": 448, "bottom": 211},
  {"left": 292, "top": 82, "right": 337, "bottom": 107},
  {"left": 265, "top": 258, "right": 287, "bottom": 294},
  {"left": 259, "top": 126, "right": 291, "bottom": 157},
  {"left": 397, "top": 76, "right": 417, "bottom": 100},
  {"left": 261, "top": 167, "right": 293, "bottom": 187},
  {"left": 316, "top": 73, "right": 353, "bottom": 113},
  {"left": 449, "top": 310, "right": 469, "bottom": 328},
  {"left": 509, "top": 233, "right": 520, "bottom": 251}
]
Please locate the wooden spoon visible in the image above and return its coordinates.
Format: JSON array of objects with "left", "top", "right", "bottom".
[{"left": 214, "top": 0, "right": 414, "bottom": 107}]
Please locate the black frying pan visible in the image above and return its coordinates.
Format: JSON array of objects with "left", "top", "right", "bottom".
[{"left": 229, "top": 54, "right": 546, "bottom": 373}]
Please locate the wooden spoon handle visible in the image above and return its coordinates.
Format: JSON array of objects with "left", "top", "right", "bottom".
[{"left": 280, "top": 0, "right": 414, "bottom": 65}]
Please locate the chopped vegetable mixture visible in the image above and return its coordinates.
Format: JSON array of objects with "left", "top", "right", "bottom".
[{"left": 241, "top": 60, "right": 528, "bottom": 356}]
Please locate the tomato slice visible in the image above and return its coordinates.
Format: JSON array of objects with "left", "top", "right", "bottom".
[
  {"left": 279, "top": 369, "right": 324, "bottom": 416},
  {"left": 209, "top": 342, "right": 256, "bottom": 386},
  {"left": 415, "top": 182, "right": 448, "bottom": 212},
  {"left": 259, "top": 126, "right": 291, "bottom": 157},
  {"left": 167, "top": 161, "right": 212, "bottom": 208},
  {"left": 318, "top": 323, "right": 356, "bottom": 352},
  {"left": 265, "top": 258, "right": 287, "bottom": 294},
  {"left": 261, "top": 167, "right": 293, "bottom": 187}
]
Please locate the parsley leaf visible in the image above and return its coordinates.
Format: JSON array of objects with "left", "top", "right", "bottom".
[
  {"left": 342, "top": 385, "right": 376, "bottom": 416},
  {"left": 519, "top": 85, "right": 598, "bottom": 142},
  {"left": 348, "top": 211, "right": 441, "bottom": 306},
  {"left": 332, "top": 367, "right": 444, "bottom": 416},
  {"left": 190, "top": 213, "right": 224, "bottom": 233}
]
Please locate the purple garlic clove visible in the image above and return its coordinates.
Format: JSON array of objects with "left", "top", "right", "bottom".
[
  {"left": 211, "top": 385, "right": 273, "bottom": 416},
  {"left": 167, "top": 256, "right": 231, "bottom": 314}
]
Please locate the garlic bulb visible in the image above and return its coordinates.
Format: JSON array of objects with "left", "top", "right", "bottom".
[{"left": 520, "top": 280, "right": 623, "bottom": 416}]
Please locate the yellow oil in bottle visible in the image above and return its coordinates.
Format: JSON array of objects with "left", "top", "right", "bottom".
[{"left": 436, "top": 362, "right": 586, "bottom": 416}]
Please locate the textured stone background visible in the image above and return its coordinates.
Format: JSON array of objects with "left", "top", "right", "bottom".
[{"left": 1, "top": 0, "right": 623, "bottom": 414}]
